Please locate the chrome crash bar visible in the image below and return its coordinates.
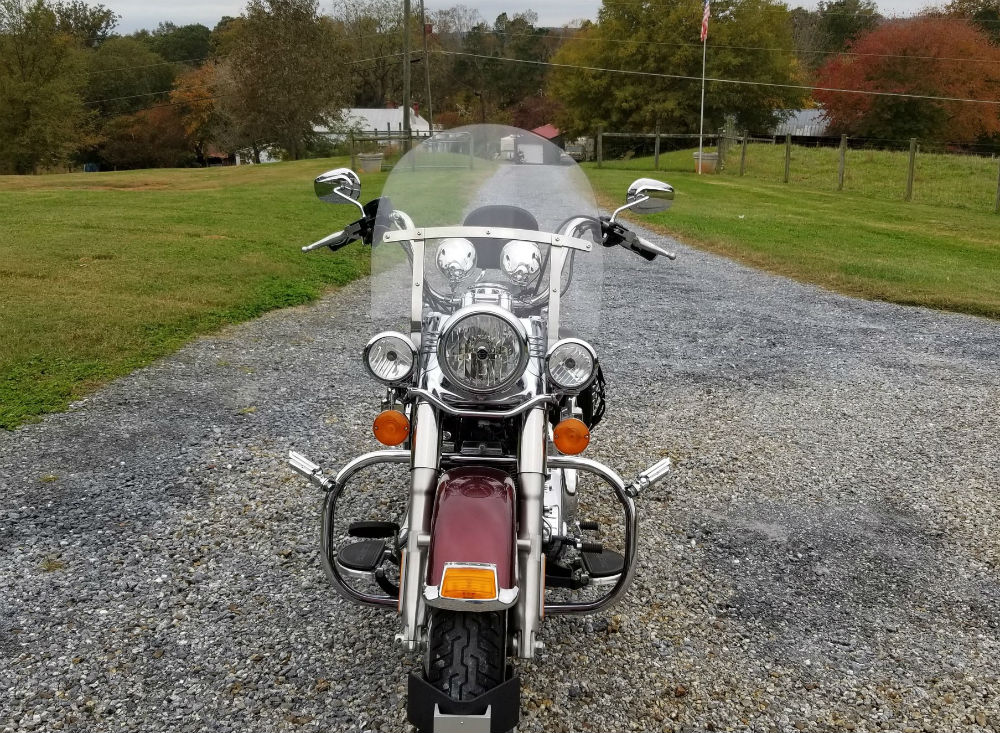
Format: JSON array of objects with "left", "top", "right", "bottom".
[
  {"left": 292, "top": 449, "right": 411, "bottom": 609},
  {"left": 545, "top": 456, "right": 639, "bottom": 615}
]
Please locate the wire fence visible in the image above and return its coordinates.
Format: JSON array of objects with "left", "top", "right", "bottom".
[{"left": 593, "top": 128, "right": 1000, "bottom": 213}]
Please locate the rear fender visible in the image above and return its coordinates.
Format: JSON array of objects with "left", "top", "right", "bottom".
[{"left": 423, "top": 467, "right": 518, "bottom": 611}]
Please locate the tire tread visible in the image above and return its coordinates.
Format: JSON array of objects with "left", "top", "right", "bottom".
[{"left": 425, "top": 609, "right": 505, "bottom": 700}]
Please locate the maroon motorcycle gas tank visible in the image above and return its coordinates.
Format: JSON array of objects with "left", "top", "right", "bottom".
[{"left": 426, "top": 467, "right": 516, "bottom": 588}]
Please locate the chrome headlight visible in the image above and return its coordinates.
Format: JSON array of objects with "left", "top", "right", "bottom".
[
  {"left": 439, "top": 307, "right": 528, "bottom": 394},
  {"left": 546, "top": 338, "right": 597, "bottom": 393},
  {"left": 501, "top": 240, "right": 542, "bottom": 286},
  {"left": 436, "top": 238, "right": 477, "bottom": 284},
  {"left": 363, "top": 332, "right": 417, "bottom": 384}
]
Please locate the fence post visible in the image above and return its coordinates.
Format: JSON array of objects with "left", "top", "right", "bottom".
[
  {"left": 654, "top": 121, "right": 661, "bottom": 171},
  {"left": 906, "top": 138, "right": 917, "bottom": 201},
  {"left": 597, "top": 127, "right": 603, "bottom": 169},
  {"left": 837, "top": 134, "right": 847, "bottom": 191},
  {"left": 350, "top": 132, "right": 357, "bottom": 171},
  {"left": 995, "top": 159, "right": 1000, "bottom": 214},
  {"left": 784, "top": 133, "right": 791, "bottom": 183},
  {"left": 717, "top": 128, "right": 725, "bottom": 171},
  {"left": 739, "top": 130, "right": 748, "bottom": 176}
]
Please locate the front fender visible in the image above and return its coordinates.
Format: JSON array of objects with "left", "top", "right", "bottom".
[{"left": 425, "top": 467, "right": 517, "bottom": 608}]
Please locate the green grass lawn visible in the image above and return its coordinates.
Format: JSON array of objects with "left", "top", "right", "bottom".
[
  {"left": 585, "top": 163, "right": 1000, "bottom": 320},
  {"left": 596, "top": 143, "right": 1000, "bottom": 212},
  {"left": 0, "top": 159, "right": 380, "bottom": 429}
]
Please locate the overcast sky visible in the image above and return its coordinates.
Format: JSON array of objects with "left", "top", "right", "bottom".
[{"left": 109, "top": 0, "right": 939, "bottom": 33}]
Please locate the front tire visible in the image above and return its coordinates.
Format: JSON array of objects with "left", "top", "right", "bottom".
[{"left": 425, "top": 609, "right": 506, "bottom": 700}]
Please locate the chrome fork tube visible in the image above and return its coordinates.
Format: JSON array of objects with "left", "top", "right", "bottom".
[
  {"left": 397, "top": 400, "right": 439, "bottom": 652},
  {"left": 514, "top": 406, "right": 547, "bottom": 658}
]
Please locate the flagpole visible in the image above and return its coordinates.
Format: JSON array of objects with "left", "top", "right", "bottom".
[{"left": 698, "top": 34, "right": 706, "bottom": 175}]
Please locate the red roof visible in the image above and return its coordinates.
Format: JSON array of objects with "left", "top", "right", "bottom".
[{"left": 531, "top": 124, "right": 561, "bottom": 140}]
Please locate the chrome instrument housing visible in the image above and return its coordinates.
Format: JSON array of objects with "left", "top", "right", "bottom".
[
  {"left": 501, "top": 240, "right": 543, "bottom": 286},
  {"left": 435, "top": 238, "right": 478, "bottom": 285}
]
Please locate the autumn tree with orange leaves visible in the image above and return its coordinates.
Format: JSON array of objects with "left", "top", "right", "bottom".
[
  {"left": 170, "top": 63, "right": 221, "bottom": 165},
  {"left": 815, "top": 17, "right": 1000, "bottom": 143}
]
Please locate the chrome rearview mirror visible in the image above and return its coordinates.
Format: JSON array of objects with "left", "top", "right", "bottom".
[
  {"left": 314, "top": 168, "right": 363, "bottom": 214},
  {"left": 626, "top": 178, "right": 674, "bottom": 214},
  {"left": 611, "top": 178, "right": 675, "bottom": 221}
]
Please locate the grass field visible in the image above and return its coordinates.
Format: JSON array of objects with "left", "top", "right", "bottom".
[
  {"left": 585, "top": 160, "right": 1000, "bottom": 321},
  {"left": 595, "top": 143, "right": 1000, "bottom": 212},
  {"left": 2, "top": 149, "right": 998, "bottom": 429},
  {"left": 0, "top": 159, "right": 379, "bottom": 429}
]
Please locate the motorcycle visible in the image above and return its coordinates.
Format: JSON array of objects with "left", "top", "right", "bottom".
[{"left": 289, "top": 125, "right": 676, "bottom": 732}]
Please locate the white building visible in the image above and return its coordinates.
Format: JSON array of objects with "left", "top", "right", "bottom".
[
  {"left": 235, "top": 107, "right": 433, "bottom": 165},
  {"left": 314, "top": 107, "right": 432, "bottom": 140}
]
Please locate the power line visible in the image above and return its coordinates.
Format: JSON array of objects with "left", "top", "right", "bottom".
[
  {"left": 85, "top": 55, "right": 226, "bottom": 75},
  {"left": 491, "top": 27, "right": 1000, "bottom": 65},
  {"left": 435, "top": 50, "right": 1000, "bottom": 106},
  {"left": 597, "top": 1, "right": 1000, "bottom": 24}
]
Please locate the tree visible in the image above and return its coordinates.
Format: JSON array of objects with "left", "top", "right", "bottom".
[
  {"left": 817, "top": 0, "right": 880, "bottom": 52},
  {"left": 52, "top": 0, "right": 117, "bottom": 47},
  {"left": 0, "top": 0, "right": 91, "bottom": 173},
  {"left": 447, "top": 12, "right": 559, "bottom": 122},
  {"left": 170, "top": 62, "right": 222, "bottom": 164},
  {"left": 99, "top": 105, "right": 196, "bottom": 169},
  {"left": 548, "top": 0, "right": 807, "bottom": 137},
  {"left": 944, "top": 0, "right": 1000, "bottom": 44},
  {"left": 146, "top": 21, "right": 213, "bottom": 64},
  {"left": 85, "top": 36, "right": 176, "bottom": 118},
  {"left": 511, "top": 95, "right": 563, "bottom": 130},
  {"left": 814, "top": 17, "right": 1000, "bottom": 142},
  {"left": 215, "top": 0, "right": 352, "bottom": 160},
  {"left": 789, "top": 7, "right": 828, "bottom": 73}
]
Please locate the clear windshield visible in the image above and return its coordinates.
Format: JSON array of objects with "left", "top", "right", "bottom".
[{"left": 371, "top": 124, "right": 603, "bottom": 342}]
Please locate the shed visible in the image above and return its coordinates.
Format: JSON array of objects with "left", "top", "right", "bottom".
[
  {"left": 530, "top": 124, "right": 564, "bottom": 149},
  {"left": 772, "top": 109, "right": 829, "bottom": 138}
]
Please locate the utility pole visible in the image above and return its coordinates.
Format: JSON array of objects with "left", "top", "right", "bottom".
[
  {"left": 402, "top": 0, "right": 412, "bottom": 151},
  {"left": 420, "top": 0, "right": 433, "bottom": 130}
]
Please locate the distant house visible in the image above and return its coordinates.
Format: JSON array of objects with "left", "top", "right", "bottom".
[
  {"left": 772, "top": 109, "right": 829, "bottom": 138},
  {"left": 235, "top": 107, "right": 434, "bottom": 165},
  {"left": 530, "top": 124, "right": 564, "bottom": 149},
  {"left": 315, "top": 107, "right": 432, "bottom": 139}
]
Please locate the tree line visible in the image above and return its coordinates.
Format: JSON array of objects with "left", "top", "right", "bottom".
[{"left": 1, "top": 0, "right": 998, "bottom": 174}]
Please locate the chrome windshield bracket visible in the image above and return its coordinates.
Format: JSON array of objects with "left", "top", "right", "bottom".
[{"left": 383, "top": 226, "right": 594, "bottom": 253}]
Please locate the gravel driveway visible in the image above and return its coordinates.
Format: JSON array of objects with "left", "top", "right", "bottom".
[{"left": 2, "top": 226, "right": 999, "bottom": 733}]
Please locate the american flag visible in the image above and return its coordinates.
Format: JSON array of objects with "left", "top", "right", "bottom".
[{"left": 700, "top": 0, "right": 710, "bottom": 42}]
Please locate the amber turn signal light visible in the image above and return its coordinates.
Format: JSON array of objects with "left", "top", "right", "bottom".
[
  {"left": 553, "top": 417, "right": 590, "bottom": 455},
  {"left": 373, "top": 410, "right": 409, "bottom": 446},
  {"left": 440, "top": 565, "right": 498, "bottom": 600}
]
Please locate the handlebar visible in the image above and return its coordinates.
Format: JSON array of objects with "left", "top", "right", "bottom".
[
  {"left": 302, "top": 217, "right": 367, "bottom": 253},
  {"left": 601, "top": 217, "right": 677, "bottom": 262},
  {"left": 302, "top": 229, "right": 346, "bottom": 252},
  {"left": 637, "top": 236, "right": 677, "bottom": 261}
]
